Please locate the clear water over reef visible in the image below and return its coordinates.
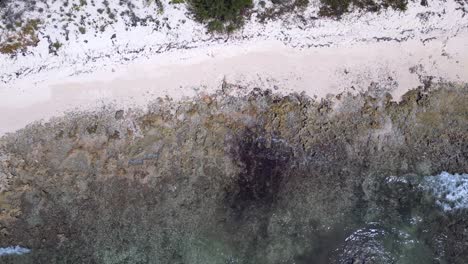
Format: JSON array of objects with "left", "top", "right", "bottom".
[{"left": 1, "top": 84, "right": 467, "bottom": 263}]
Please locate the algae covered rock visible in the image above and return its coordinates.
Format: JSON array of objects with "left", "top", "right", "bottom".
[{"left": 0, "top": 83, "right": 467, "bottom": 263}]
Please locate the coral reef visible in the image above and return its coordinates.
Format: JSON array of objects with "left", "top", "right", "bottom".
[{"left": 0, "top": 83, "right": 467, "bottom": 263}]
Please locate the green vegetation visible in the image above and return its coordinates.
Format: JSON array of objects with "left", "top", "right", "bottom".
[
  {"left": 0, "top": 0, "right": 411, "bottom": 50},
  {"left": 48, "top": 40, "right": 63, "bottom": 55},
  {"left": 52, "top": 41, "right": 62, "bottom": 50},
  {"left": 295, "top": 0, "right": 309, "bottom": 8},
  {"left": 319, "top": 0, "right": 408, "bottom": 17},
  {"left": 154, "top": 0, "right": 164, "bottom": 13},
  {"left": 78, "top": 26, "right": 86, "bottom": 34},
  {"left": 257, "top": 0, "right": 310, "bottom": 22},
  {"left": 0, "top": 19, "right": 41, "bottom": 55},
  {"left": 187, "top": 0, "right": 253, "bottom": 32}
]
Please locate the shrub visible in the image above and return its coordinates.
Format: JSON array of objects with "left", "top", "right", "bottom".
[
  {"left": 319, "top": 0, "right": 407, "bottom": 18},
  {"left": 257, "top": 0, "right": 310, "bottom": 22},
  {"left": 295, "top": 0, "right": 309, "bottom": 8},
  {"left": 0, "top": 19, "right": 41, "bottom": 55},
  {"left": 187, "top": 0, "right": 253, "bottom": 32},
  {"left": 382, "top": 0, "right": 408, "bottom": 10}
]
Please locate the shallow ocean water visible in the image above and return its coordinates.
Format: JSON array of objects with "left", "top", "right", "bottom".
[{"left": 3, "top": 172, "right": 467, "bottom": 263}]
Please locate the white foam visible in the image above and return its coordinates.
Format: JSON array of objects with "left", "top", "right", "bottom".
[
  {"left": 0, "top": 246, "right": 31, "bottom": 257},
  {"left": 420, "top": 172, "right": 468, "bottom": 212}
]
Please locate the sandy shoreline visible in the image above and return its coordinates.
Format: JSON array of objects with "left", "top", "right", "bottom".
[{"left": 1, "top": 28, "right": 468, "bottom": 136}]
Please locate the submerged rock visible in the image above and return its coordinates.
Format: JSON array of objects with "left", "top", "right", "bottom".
[{"left": 0, "top": 83, "right": 467, "bottom": 263}]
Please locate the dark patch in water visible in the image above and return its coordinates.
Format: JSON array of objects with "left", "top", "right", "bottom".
[{"left": 225, "top": 129, "right": 292, "bottom": 214}]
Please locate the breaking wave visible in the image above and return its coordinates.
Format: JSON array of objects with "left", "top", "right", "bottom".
[
  {"left": 0, "top": 246, "right": 31, "bottom": 257},
  {"left": 420, "top": 172, "right": 468, "bottom": 211}
]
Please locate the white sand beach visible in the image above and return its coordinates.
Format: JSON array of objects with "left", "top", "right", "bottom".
[
  {"left": 0, "top": 0, "right": 467, "bottom": 136},
  {"left": 1, "top": 30, "right": 468, "bottom": 136}
]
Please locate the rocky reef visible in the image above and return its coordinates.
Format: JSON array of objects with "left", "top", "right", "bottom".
[{"left": 0, "top": 83, "right": 467, "bottom": 263}]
